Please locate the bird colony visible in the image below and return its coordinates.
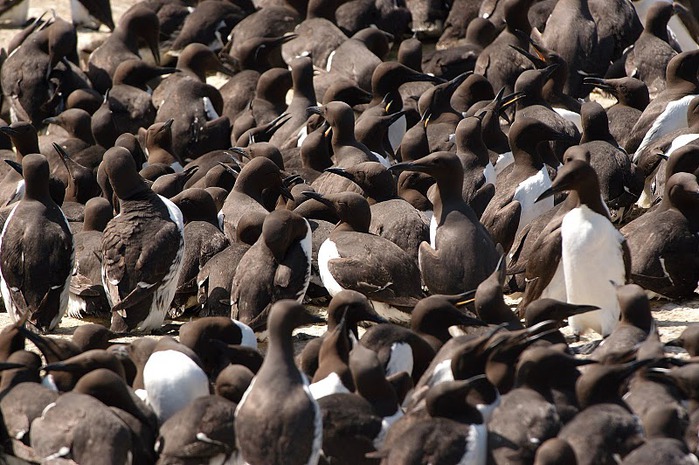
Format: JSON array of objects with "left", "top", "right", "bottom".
[{"left": 0, "top": 0, "right": 695, "bottom": 463}]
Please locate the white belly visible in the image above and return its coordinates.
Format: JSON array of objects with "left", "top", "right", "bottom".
[
  {"left": 386, "top": 341, "right": 414, "bottom": 377},
  {"left": 429, "top": 214, "right": 437, "bottom": 248},
  {"left": 494, "top": 152, "right": 514, "bottom": 177},
  {"left": 483, "top": 162, "right": 496, "bottom": 187},
  {"left": 512, "top": 167, "right": 554, "bottom": 238},
  {"left": 461, "top": 423, "right": 488, "bottom": 465},
  {"left": 308, "top": 372, "right": 350, "bottom": 400},
  {"left": 428, "top": 358, "right": 454, "bottom": 388},
  {"left": 554, "top": 107, "right": 582, "bottom": 131},
  {"left": 667, "top": 132, "right": 699, "bottom": 155},
  {"left": 143, "top": 350, "right": 209, "bottom": 422},
  {"left": 388, "top": 114, "right": 407, "bottom": 153},
  {"left": 561, "top": 205, "right": 625, "bottom": 336},
  {"left": 634, "top": 94, "right": 697, "bottom": 161},
  {"left": 233, "top": 320, "right": 258, "bottom": 349},
  {"left": 318, "top": 238, "right": 344, "bottom": 296}
]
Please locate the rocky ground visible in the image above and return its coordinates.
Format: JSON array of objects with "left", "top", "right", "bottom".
[{"left": 0, "top": 0, "right": 696, "bottom": 352}]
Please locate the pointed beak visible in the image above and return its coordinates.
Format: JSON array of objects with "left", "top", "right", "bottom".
[
  {"left": 673, "top": 2, "right": 689, "bottom": 15},
  {"left": 498, "top": 91, "right": 526, "bottom": 113},
  {"left": 583, "top": 77, "right": 613, "bottom": 92},
  {"left": 409, "top": 71, "right": 445, "bottom": 84},
  {"left": 542, "top": 63, "right": 559, "bottom": 81},
  {"left": 149, "top": 40, "right": 161, "bottom": 66},
  {"left": 509, "top": 44, "right": 546, "bottom": 68},
  {"left": 0, "top": 126, "right": 18, "bottom": 137},
  {"left": 534, "top": 187, "right": 555, "bottom": 203},
  {"left": 279, "top": 184, "right": 294, "bottom": 201},
  {"left": 0, "top": 362, "right": 26, "bottom": 371},
  {"left": 526, "top": 33, "right": 549, "bottom": 62},
  {"left": 283, "top": 174, "right": 303, "bottom": 188},
  {"left": 444, "top": 289, "right": 477, "bottom": 307},
  {"left": 214, "top": 57, "right": 237, "bottom": 77},
  {"left": 229, "top": 147, "right": 250, "bottom": 159},
  {"left": 159, "top": 118, "right": 174, "bottom": 132},
  {"left": 52, "top": 141, "right": 70, "bottom": 159},
  {"left": 301, "top": 190, "right": 334, "bottom": 209},
  {"left": 306, "top": 106, "right": 323, "bottom": 117},
  {"left": 364, "top": 312, "right": 388, "bottom": 325},
  {"left": 155, "top": 66, "right": 179, "bottom": 77},
  {"left": 386, "top": 110, "right": 408, "bottom": 126},
  {"left": 4, "top": 159, "right": 22, "bottom": 176},
  {"left": 420, "top": 110, "right": 432, "bottom": 128},
  {"left": 278, "top": 34, "right": 298, "bottom": 45},
  {"left": 217, "top": 162, "right": 240, "bottom": 177},
  {"left": 556, "top": 303, "right": 600, "bottom": 320},
  {"left": 388, "top": 161, "right": 424, "bottom": 174},
  {"left": 324, "top": 166, "right": 354, "bottom": 181},
  {"left": 43, "top": 362, "right": 77, "bottom": 373}
]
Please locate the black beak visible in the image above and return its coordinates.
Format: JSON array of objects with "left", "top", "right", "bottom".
[
  {"left": 444, "top": 289, "right": 477, "bottom": 307},
  {"left": 229, "top": 147, "right": 250, "bottom": 160},
  {"left": 509, "top": 44, "right": 546, "bottom": 68},
  {"left": 159, "top": 118, "right": 174, "bottom": 132},
  {"left": 214, "top": 56, "right": 237, "bottom": 77},
  {"left": 446, "top": 72, "right": 472, "bottom": 93},
  {"left": 4, "top": 159, "right": 22, "bottom": 176},
  {"left": 534, "top": 187, "right": 555, "bottom": 203},
  {"left": 388, "top": 161, "right": 421, "bottom": 173},
  {"left": 306, "top": 106, "right": 323, "bottom": 117},
  {"left": 279, "top": 183, "right": 294, "bottom": 201},
  {"left": 324, "top": 167, "right": 354, "bottom": 181},
  {"left": 674, "top": 2, "right": 689, "bottom": 15},
  {"left": 217, "top": 162, "right": 240, "bottom": 177},
  {"left": 301, "top": 190, "right": 334, "bottom": 208},
  {"left": 0, "top": 126, "right": 18, "bottom": 137},
  {"left": 582, "top": 77, "right": 613, "bottom": 92},
  {"left": 283, "top": 174, "right": 303, "bottom": 187},
  {"left": 43, "top": 361, "right": 78, "bottom": 373},
  {"left": 0, "top": 362, "right": 26, "bottom": 371},
  {"left": 497, "top": 91, "right": 526, "bottom": 113},
  {"left": 542, "top": 63, "right": 559, "bottom": 81}
]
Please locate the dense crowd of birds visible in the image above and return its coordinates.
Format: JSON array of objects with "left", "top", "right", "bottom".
[{"left": 0, "top": 0, "right": 695, "bottom": 463}]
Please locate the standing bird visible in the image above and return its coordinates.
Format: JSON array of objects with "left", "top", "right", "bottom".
[
  {"left": 306, "top": 191, "right": 424, "bottom": 321},
  {"left": 526, "top": 160, "right": 630, "bottom": 337},
  {"left": 235, "top": 300, "right": 324, "bottom": 465},
  {"left": 623, "top": 1, "right": 681, "bottom": 99},
  {"left": 72, "top": 0, "right": 115, "bottom": 31},
  {"left": 390, "top": 151, "right": 500, "bottom": 295},
  {"left": 622, "top": 172, "right": 699, "bottom": 299},
  {"left": 230, "top": 209, "right": 312, "bottom": 330},
  {"left": 627, "top": 50, "right": 699, "bottom": 155},
  {"left": 0, "top": 154, "right": 73, "bottom": 332},
  {"left": 540, "top": 0, "right": 601, "bottom": 98},
  {"left": 480, "top": 117, "right": 566, "bottom": 254},
  {"left": 100, "top": 147, "right": 185, "bottom": 333},
  {"left": 87, "top": 4, "right": 161, "bottom": 94},
  {"left": 474, "top": 0, "right": 535, "bottom": 96},
  {"left": 583, "top": 77, "right": 649, "bottom": 150},
  {"left": 0, "top": 18, "right": 78, "bottom": 126}
]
